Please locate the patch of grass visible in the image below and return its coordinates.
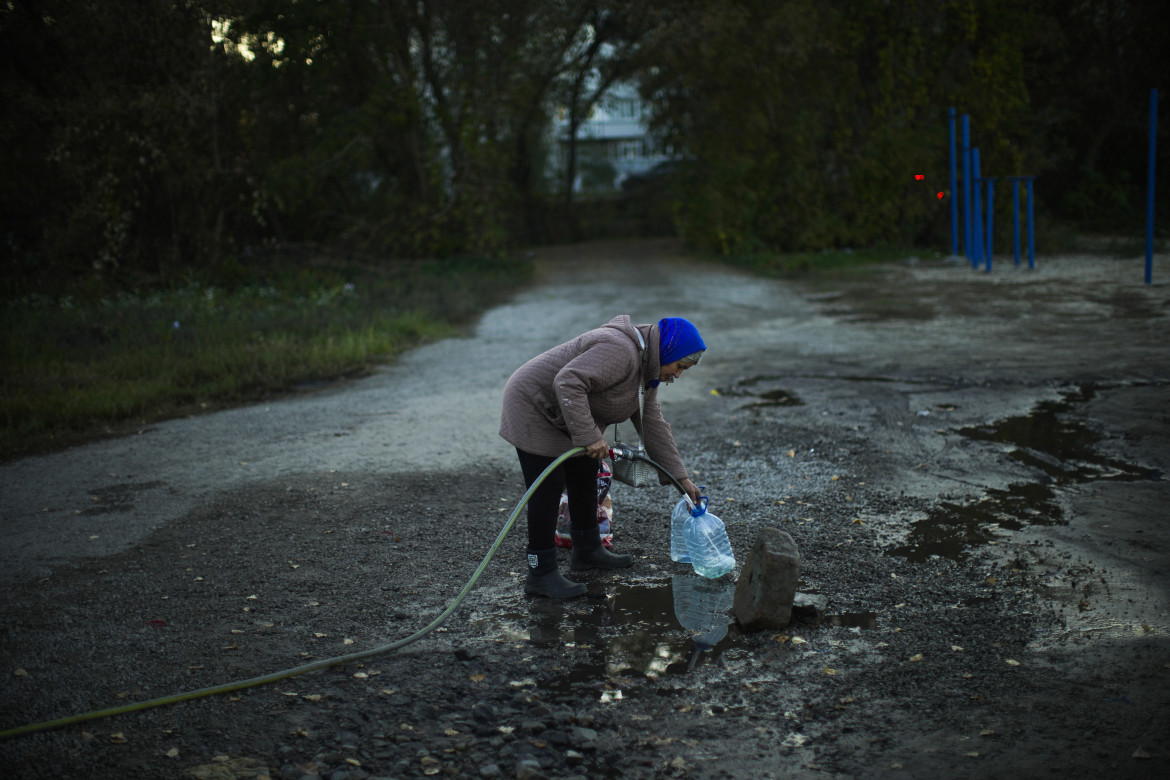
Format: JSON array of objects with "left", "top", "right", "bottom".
[
  {"left": 1080, "top": 234, "right": 1167, "bottom": 258},
  {"left": 707, "top": 245, "right": 925, "bottom": 278},
  {"left": 1, "top": 253, "right": 531, "bottom": 460},
  {"left": 701, "top": 244, "right": 942, "bottom": 321}
]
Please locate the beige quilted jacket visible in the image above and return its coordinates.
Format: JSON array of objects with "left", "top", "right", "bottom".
[{"left": 499, "top": 315, "right": 689, "bottom": 483}]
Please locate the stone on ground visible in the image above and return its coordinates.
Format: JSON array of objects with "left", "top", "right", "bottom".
[{"left": 733, "top": 528, "right": 800, "bottom": 631}]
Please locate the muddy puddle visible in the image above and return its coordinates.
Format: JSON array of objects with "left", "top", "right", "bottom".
[
  {"left": 891, "top": 385, "right": 1162, "bottom": 562},
  {"left": 717, "top": 375, "right": 805, "bottom": 409},
  {"left": 478, "top": 576, "right": 735, "bottom": 698},
  {"left": 481, "top": 576, "right": 874, "bottom": 698}
]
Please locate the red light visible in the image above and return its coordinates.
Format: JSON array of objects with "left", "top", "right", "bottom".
[
  {"left": 915, "top": 174, "right": 925, "bottom": 181},
  {"left": 937, "top": 192, "right": 944, "bottom": 200}
]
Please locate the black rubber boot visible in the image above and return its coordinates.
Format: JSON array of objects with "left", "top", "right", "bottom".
[
  {"left": 570, "top": 529, "right": 634, "bottom": 570},
  {"left": 525, "top": 548, "right": 586, "bottom": 598}
]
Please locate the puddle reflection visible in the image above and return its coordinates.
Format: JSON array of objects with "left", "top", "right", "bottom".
[
  {"left": 892, "top": 386, "right": 1162, "bottom": 562},
  {"left": 487, "top": 575, "right": 737, "bottom": 697},
  {"left": 823, "top": 611, "right": 879, "bottom": 630}
]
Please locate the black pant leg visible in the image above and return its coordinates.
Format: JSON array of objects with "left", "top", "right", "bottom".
[
  {"left": 564, "top": 457, "right": 602, "bottom": 532},
  {"left": 516, "top": 449, "right": 565, "bottom": 550}
]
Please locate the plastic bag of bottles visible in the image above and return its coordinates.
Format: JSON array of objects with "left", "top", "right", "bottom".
[{"left": 554, "top": 461, "right": 614, "bottom": 548}]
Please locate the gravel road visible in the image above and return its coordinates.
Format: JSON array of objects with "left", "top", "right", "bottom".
[{"left": 1, "top": 238, "right": 1167, "bottom": 779}]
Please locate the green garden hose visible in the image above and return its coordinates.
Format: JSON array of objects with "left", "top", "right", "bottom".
[{"left": 0, "top": 447, "right": 587, "bottom": 741}]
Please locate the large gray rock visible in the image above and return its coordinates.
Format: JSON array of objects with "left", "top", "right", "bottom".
[{"left": 733, "top": 528, "right": 801, "bottom": 631}]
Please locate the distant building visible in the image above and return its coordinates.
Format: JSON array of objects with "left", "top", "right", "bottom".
[{"left": 550, "top": 82, "right": 675, "bottom": 193}]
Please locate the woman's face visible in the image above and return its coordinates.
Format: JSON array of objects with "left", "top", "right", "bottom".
[{"left": 658, "top": 360, "right": 696, "bottom": 384}]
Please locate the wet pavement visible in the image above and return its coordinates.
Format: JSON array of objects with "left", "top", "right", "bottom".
[{"left": 1, "top": 238, "right": 1168, "bottom": 778}]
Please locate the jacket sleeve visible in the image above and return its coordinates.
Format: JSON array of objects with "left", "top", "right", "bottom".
[
  {"left": 636, "top": 387, "right": 689, "bottom": 483},
  {"left": 553, "top": 341, "right": 634, "bottom": 447}
]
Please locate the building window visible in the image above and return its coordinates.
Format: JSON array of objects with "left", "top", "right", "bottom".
[
  {"left": 616, "top": 140, "right": 640, "bottom": 159},
  {"left": 610, "top": 98, "right": 637, "bottom": 119}
]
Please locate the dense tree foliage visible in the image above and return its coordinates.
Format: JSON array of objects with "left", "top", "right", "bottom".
[
  {"left": 638, "top": 0, "right": 1167, "bottom": 253},
  {"left": 1, "top": 0, "right": 1166, "bottom": 289},
  {"left": 2, "top": 0, "right": 637, "bottom": 287},
  {"left": 1026, "top": 0, "right": 1170, "bottom": 230},
  {"left": 2, "top": 0, "right": 251, "bottom": 285}
]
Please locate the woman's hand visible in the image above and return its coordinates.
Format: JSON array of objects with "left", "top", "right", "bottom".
[
  {"left": 680, "top": 478, "right": 702, "bottom": 504},
  {"left": 584, "top": 438, "right": 610, "bottom": 459}
]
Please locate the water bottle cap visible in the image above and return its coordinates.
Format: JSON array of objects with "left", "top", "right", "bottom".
[{"left": 690, "top": 496, "right": 709, "bottom": 517}]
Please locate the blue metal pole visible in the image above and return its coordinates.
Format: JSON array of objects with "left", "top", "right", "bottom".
[
  {"left": 1027, "top": 177, "right": 1035, "bottom": 270},
  {"left": 963, "top": 115, "right": 972, "bottom": 262},
  {"left": 1147, "top": 88, "right": 1159, "bottom": 285},
  {"left": 1012, "top": 179, "right": 1021, "bottom": 266},
  {"left": 985, "top": 178, "right": 996, "bottom": 272},
  {"left": 972, "top": 149, "right": 983, "bottom": 269},
  {"left": 949, "top": 108, "right": 958, "bottom": 257}
]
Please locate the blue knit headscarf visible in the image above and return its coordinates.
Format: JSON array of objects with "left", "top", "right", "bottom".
[{"left": 652, "top": 317, "right": 706, "bottom": 387}]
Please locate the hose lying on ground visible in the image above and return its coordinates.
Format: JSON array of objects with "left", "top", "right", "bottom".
[{"left": 0, "top": 445, "right": 681, "bottom": 740}]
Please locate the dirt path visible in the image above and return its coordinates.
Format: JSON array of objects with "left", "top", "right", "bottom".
[{"left": 1, "top": 239, "right": 1167, "bottom": 779}]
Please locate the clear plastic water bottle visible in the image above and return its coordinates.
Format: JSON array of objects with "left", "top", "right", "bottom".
[
  {"left": 670, "top": 496, "right": 693, "bottom": 563},
  {"left": 683, "top": 496, "right": 735, "bottom": 579}
]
